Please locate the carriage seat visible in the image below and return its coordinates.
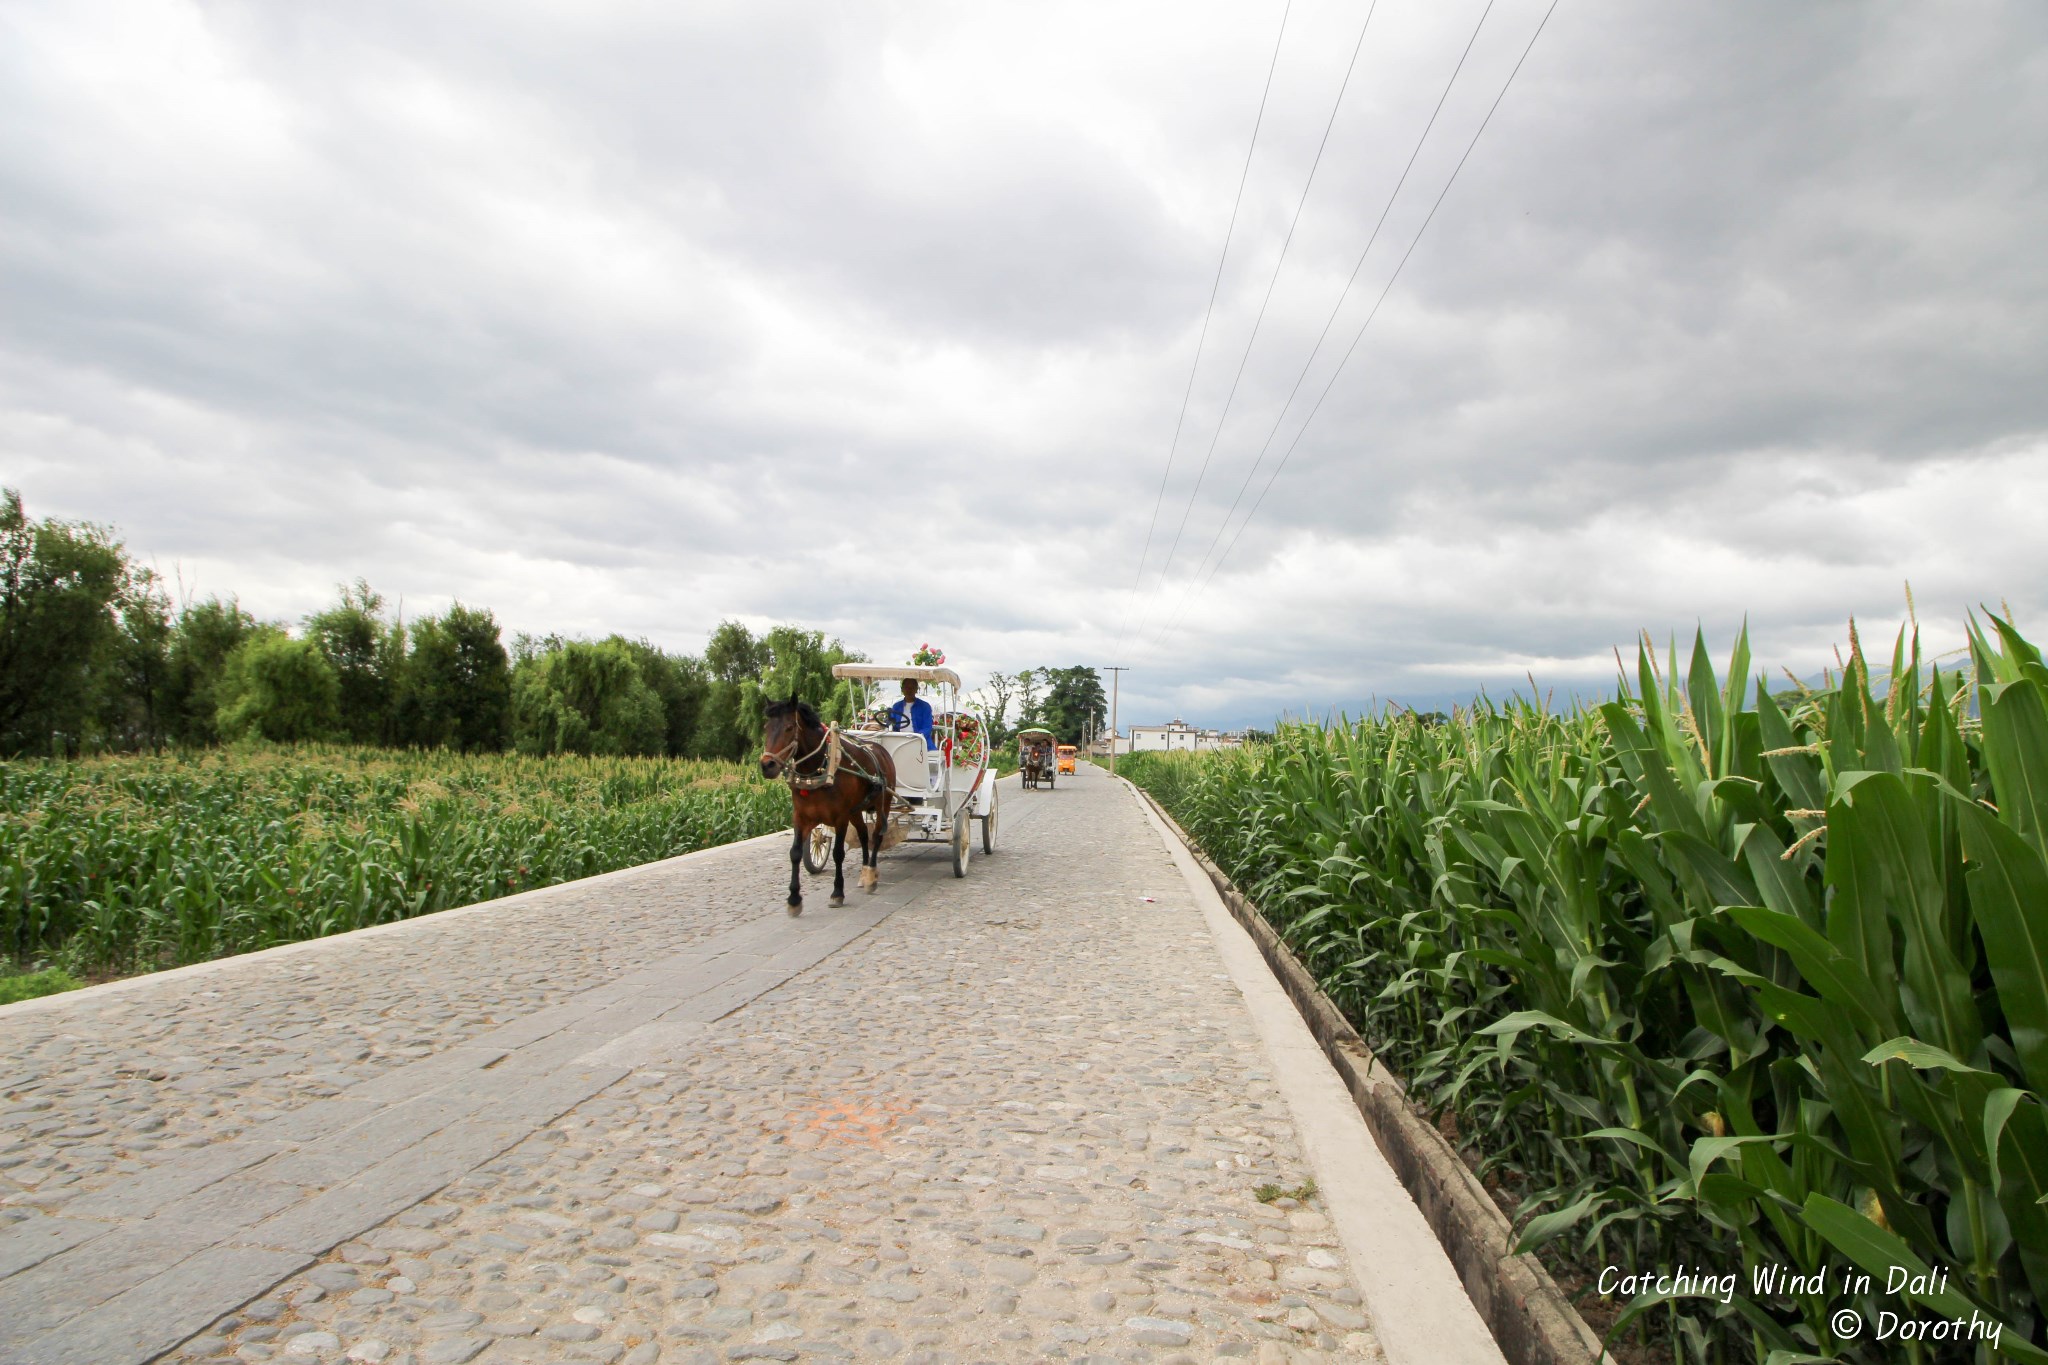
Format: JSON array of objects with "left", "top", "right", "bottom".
[{"left": 852, "top": 729, "right": 939, "bottom": 801}]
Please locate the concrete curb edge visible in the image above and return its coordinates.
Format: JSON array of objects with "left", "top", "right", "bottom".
[{"left": 1125, "top": 780, "right": 1616, "bottom": 1365}]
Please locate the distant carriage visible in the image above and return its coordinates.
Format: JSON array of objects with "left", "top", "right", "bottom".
[{"left": 1017, "top": 727, "right": 1057, "bottom": 789}]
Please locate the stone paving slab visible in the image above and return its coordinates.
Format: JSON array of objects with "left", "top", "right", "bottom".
[
  {"left": 0, "top": 764, "right": 1476, "bottom": 1364},
  {"left": 0, "top": 835, "right": 803, "bottom": 1215}
]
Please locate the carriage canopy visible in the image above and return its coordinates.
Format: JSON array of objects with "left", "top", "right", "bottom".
[{"left": 831, "top": 663, "right": 963, "bottom": 689}]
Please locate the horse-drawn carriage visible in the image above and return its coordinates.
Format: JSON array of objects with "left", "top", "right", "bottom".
[
  {"left": 760, "top": 664, "right": 997, "bottom": 914},
  {"left": 1017, "top": 727, "right": 1057, "bottom": 788},
  {"left": 832, "top": 662, "right": 995, "bottom": 871}
]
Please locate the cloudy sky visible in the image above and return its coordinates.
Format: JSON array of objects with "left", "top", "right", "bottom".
[{"left": 4, "top": 1, "right": 2043, "bottom": 727}]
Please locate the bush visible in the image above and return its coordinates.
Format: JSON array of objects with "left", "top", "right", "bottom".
[
  {"left": 216, "top": 632, "right": 341, "bottom": 742},
  {"left": 512, "top": 639, "right": 667, "bottom": 756},
  {"left": 0, "top": 489, "right": 132, "bottom": 756},
  {"left": 396, "top": 604, "right": 510, "bottom": 752}
]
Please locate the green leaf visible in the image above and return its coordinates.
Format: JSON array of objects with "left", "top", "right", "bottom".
[
  {"left": 1585, "top": 1126, "right": 1681, "bottom": 1166},
  {"left": 1737, "top": 820, "right": 1820, "bottom": 925},
  {"left": 1861, "top": 1036, "right": 1999, "bottom": 1077},
  {"left": 1512, "top": 1190, "right": 1606, "bottom": 1254},
  {"left": 1688, "top": 1134, "right": 1782, "bottom": 1193},
  {"left": 1725, "top": 904, "right": 1889, "bottom": 1031},
  {"left": 1957, "top": 799, "right": 2048, "bottom": 1095},
  {"left": 1475, "top": 1010, "right": 1620, "bottom": 1048},
  {"left": 1600, "top": 700, "right": 1706, "bottom": 839},
  {"left": 1756, "top": 680, "right": 1827, "bottom": 811},
  {"left": 1689, "top": 627, "right": 1725, "bottom": 772},
  {"left": 1985, "top": 1087, "right": 2033, "bottom": 1198},
  {"left": 1982, "top": 677, "right": 2048, "bottom": 860},
  {"left": 1799, "top": 1194, "right": 2048, "bottom": 1363},
  {"left": 1829, "top": 771, "right": 1978, "bottom": 1059},
  {"left": 1662, "top": 829, "right": 1760, "bottom": 911}
]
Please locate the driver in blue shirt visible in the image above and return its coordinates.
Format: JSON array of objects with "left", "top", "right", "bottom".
[{"left": 890, "top": 679, "right": 936, "bottom": 749}]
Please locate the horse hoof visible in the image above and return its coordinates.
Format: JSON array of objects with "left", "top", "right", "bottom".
[
  {"left": 787, "top": 902, "right": 803, "bottom": 917},
  {"left": 829, "top": 895, "right": 845, "bottom": 908}
]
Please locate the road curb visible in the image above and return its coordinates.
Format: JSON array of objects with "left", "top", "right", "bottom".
[
  {"left": 1127, "top": 775, "right": 1504, "bottom": 1365},
  {"left": 1123, "top": 778, "right": 1615, "bottom": 1365}
]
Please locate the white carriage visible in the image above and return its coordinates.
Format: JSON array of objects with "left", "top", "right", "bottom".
[{"left": 808, "top": 663, "right": 998, "bottom": 877}]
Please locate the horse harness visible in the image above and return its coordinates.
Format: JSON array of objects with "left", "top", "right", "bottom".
[{"left": 771, "top": 722, "right": 886, "bottom": 793}]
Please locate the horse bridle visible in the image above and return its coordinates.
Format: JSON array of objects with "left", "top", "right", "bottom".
[
  {"left": 763, "top": 714, "right": 832, "bottom": 786},
  {"left": 766, "top": 711, "right": 892, "bottom": 794}
]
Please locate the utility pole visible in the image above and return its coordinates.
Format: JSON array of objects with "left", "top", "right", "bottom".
[{"left": 1101, "top": 667, "right": 1129, "bottom": 778}]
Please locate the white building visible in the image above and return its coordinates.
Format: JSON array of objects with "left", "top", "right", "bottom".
[{"left": 1128, "top": 719, "right": 1236, "bottom": 753}]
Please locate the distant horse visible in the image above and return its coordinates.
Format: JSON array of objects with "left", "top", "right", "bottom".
[{"left": 760, "top": 697, "right": 895, "bottom": 915}]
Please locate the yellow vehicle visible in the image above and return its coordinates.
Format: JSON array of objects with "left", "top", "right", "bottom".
[{"left": 1057, "top": 745, "right": 1077, "bottom": 775}]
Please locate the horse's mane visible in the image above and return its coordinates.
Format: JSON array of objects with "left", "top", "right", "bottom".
[{"left": 763, "top": 697, "right": 820, "bottom": 726}]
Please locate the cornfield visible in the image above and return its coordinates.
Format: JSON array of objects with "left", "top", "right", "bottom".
[
  {"left": 0, "top": 746, "right": 787, "bottom": 976},
  {"left": 1124, "top": 614, "right": 2048, "bottom": 1364}
]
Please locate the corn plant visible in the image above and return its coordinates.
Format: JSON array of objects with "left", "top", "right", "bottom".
[
  {"left": 0, "top": 745, "right": 787, "bottom": 975},
  {"left": 1125, "top": 612, "right": 2048, "bottom": 1363}
]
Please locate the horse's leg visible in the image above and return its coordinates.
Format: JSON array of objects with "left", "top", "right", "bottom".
[
  {"left": 860, "top": 792, "right": 885, "bottom": 892},
  {"left": 853, "top": 808, "right": 877, "bottom": 892},
  {"left": 787, "top": 817, "right": 806, "bottom": 915},
  {"left": 829, "top": 821, "right": 847, "bottom": 907}
]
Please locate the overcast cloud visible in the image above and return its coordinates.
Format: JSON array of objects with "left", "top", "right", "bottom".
[{"left": 3, "top": 0, "right": 2044, "bottom": 727}]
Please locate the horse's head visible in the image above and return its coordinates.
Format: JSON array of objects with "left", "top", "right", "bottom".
[{"left": 761, "top": 695, "right": 820, "bottom": 779}]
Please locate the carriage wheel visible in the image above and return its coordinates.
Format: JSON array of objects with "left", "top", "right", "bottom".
[
  {"left": 981, "top": 791, "right": 998, "bottom": 854},
  {"left": 803, "top": 826, "right": 833, "bottom": 874},
  {"left": 951, "top": 814, "right": 971, "bottom": 877}
]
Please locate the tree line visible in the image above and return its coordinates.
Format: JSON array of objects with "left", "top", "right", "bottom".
[
  {"left": 969, "top": 667, "right": 1107, "bottom": 747},
  {"left": 0, "top": 490, "right": 864, "bottom": 760},
  {"left": 0, "top": 489, "right": 1114, "bottom": 759}
]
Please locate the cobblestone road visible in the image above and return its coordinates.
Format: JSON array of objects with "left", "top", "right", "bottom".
[{"left": 2, "top": 765, "right": 1394, "bottom": 1365}]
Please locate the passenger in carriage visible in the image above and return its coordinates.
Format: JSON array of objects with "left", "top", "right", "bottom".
[
  {"left": 890, "top": 678, "right": 942, "bottom": 795},
  {"left": 890, "top": 679, "right": 936, "bottom": 749}
]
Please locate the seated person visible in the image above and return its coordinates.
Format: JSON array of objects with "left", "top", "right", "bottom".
[
  {"left": 890, "top": 679, "right": 940, "bottom": 792},
  {"left": 889, "top": 679, "right": 937, "bottom": 750}
]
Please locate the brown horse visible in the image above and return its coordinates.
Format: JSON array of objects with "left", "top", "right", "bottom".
[{"left": 760, "top": 697, "right": 895, "bottom": 914}]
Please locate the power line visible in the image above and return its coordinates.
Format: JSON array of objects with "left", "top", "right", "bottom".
[
  {"left": 1154, "top": 0, "right": 1562, "bottom": 654},
  {"left": 1159, "top": 0, "right": 1499, "bottom": 633},
  {"left": 1113, "top": 0, "right": 1293, "bottom": 657},
  {"left": 1190, "top": 0, "right": 1560, "bottom": 621},
  {"left": 1148, "top": 0, "right": 1380, "bottom": 595}
]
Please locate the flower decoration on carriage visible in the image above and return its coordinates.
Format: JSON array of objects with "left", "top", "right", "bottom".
[
  {"left": 909, "top": 643, "right": 946, "bottom": 667},
  {"left": 951, "top": 714, "right": 984, "bottom": 767}
]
